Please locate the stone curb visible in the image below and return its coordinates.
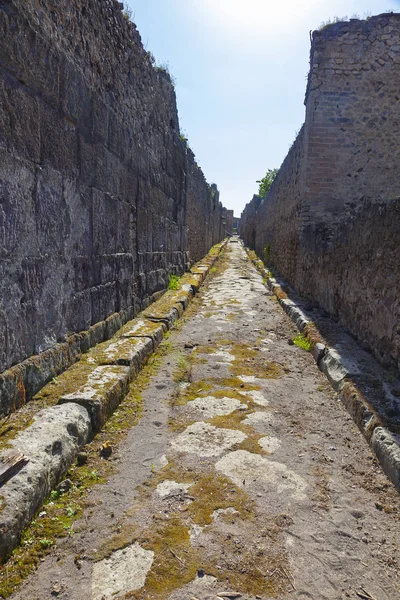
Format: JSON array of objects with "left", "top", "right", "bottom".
[
  {"left": 0, "top": 403, "right": 92, "bottom": 560},
  {"left": 0, "top": 240, "right": 228, "bottom": 560},
  {"left": 245, "top": 245, "right": 400, "bottom": 493},
  {"left": 0, "top": 243, "right": 226, "bottom": 418}
]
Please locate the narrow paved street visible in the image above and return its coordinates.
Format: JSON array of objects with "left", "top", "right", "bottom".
[{"left": 10, "top": 240, "right": 400, "bottom": 600}]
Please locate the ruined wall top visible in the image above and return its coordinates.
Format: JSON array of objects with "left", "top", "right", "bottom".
[{"left": 306, "top": 13, "right": 400, "bottom": 104}]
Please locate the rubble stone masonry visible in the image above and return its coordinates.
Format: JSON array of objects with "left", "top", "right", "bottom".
[{"left": 241, "top": 14, "right": 400, "bottom": 370}]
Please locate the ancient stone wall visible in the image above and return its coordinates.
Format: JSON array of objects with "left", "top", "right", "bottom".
[
  {"left": 0, "top": 0, "right": 226, "bottom": 379},
  {"left": 226, "top": 210, "right": 234, "bottom": 233},
  {"left": 241, "top": 13, "right": 400, "bottom": 370},
  {"left": 185, "top": 149, "right": 224, "bottom": 262},
  {"left": 241, "top": 126, "right": 306, "bottom": 282}
]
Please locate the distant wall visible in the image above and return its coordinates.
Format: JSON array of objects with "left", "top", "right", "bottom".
[
  {"left": 241, "top": 14, "right": 400, "bottom": 370},
  {"left": 0, "top": 0, "right": 226, "bottom": 377},
  {"left": 185, "top": 149, "right": 224, "bottom": 262},
  {"left": 226, "top": 210, "right": 234, "bottom": 233}
]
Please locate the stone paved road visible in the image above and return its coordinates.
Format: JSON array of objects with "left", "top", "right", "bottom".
[{"left": 10, "top": 240, "right": 400, "bottom": 600}]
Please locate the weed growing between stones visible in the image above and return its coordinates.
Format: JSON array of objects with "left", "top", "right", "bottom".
[
  {"left": 225, "top": 312, "right": 237, "bottom": 321},
  {"left": 202, "top": 310, "right": 218, "bottom": 318},
  {"left": 293, "top": 334, "right": 311, "bottom": 352},
  {"left": 173, "top": 353, "right": 194, "bottom": 384},
  {"left": 194, "top": 345, "right": 216, "bottom": 355},
  {"left": 170, "top": 379, "right": 213, "bottom": 408},
  {"left": 129, "top": 516, "right": 200, "bottom": 598},
  {"left": 167, "top": 275, "right": 180, "bottom": 290}
]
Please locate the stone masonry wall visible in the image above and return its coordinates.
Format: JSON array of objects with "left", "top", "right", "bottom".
[
  {"left": 241, "top": 126, "right": 306, "bottom": 283},
  {"left": 241, "top": 13, "right": 400, "bottom": 370},
  {"left": 0, "top": 0, "right": 226, "bottom": 379},
  {"left": 185, "top": 148, "right": 225, "bottom": 262}
]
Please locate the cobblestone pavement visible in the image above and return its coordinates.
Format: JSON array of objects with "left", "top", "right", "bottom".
[{"left": 9, "top": 240, "right": 400, "bottom": 600}]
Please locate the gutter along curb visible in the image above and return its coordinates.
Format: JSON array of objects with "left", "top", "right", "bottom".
[
  {"left": 245, "top": 245, "right": 400, "bottom": 493},
  {"left": 0, "top": 240, "right": 228, "bottom": 561}
]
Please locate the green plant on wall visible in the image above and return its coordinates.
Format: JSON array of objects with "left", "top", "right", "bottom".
[
  {"left": 256, "top": 168, "right": 278, "bottom": 197},
  {"left": 263, "top": 244, "right": 271, "bottom": 262},
  {"left": 168, "top": 275, "right": 180, "bottom": 290},
  {"left": 122, "top": 6, "right": 133, "bottom": 21},
  {"left": 155, "top": 61, "right": 177, "bottom": 87}
]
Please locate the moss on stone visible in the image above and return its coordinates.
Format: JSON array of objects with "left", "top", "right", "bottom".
[
  {"left": 194, "top": 345, "right": 216, "bottom": 355},
  {"left": 132, "top": 516, "right": 200, "bottom": 598},
  {"left": 187, "top": 473, "right": 255, "bottom": 526},
  {"left": 168, "top": 416, "right": 194, "bottom": 433},
  {"left": 226, "top": 342, "right": 283, "bottom": 378}
]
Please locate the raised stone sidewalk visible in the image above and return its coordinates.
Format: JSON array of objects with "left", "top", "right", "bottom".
[{"left": 0, "top": 241, "right": 227, "bottom": 560}]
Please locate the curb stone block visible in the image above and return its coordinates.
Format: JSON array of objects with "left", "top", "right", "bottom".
[
  {"left": 0, "top": 403, "right": 91, "bottom": 561},
  {"left": 340, "top": 381, "right": 379, "bottom": 441},
  {"left": 143, "top": 306, "right": 179, "bottom": 329},
  {"left": 59, "top": 365, "right": 130, "bottom": 432},
  {"left": 279, "top": 299, "right": 309, "bottom": 332},
  {"left": 0, "top": 366, "right": 26, "bottom": 416},
  {"left": 371, "top": 427, "right": 400, "bottom": 491},
  {"left": 119, "top": 319, "right": 166, "bottom": 350},
  {"left": 312, "top": 342, "right": 326, "bottom": 364},
  {"left": 84, "top": 337, "right": 154, "bottom": 375},
  {"left": 319, "top": 349, "right": 349, "bottom": 391},
  {"left": 181, "top": 283, "right": 194, "bottom": 295},
  {"left": 320, "top": 347, "right": 361, "bottom": 391},
  {"left": 190, "top": 267, "right": 208, "bottom": 282},
  {"left": 142, "top": 289, "right": 192, "bottom": 327},
  {"left": 173, "top": 302, "right": 184, "bottom": 317},
  {"left": 179, "top": 273, "right": 202, "bottom": 293},
  {"left": 88, "top": 320, "right": 107, "bottom": 347}
]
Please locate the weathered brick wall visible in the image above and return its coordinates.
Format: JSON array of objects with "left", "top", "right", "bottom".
[
  {"left": 241, "top": 13, "right": 400, "bottom": 370},
  {"left": 0, "top": 0, "right": 226, "bottom": 375}
]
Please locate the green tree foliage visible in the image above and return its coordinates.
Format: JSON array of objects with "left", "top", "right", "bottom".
[{"left": 256, "top": 168, "right": 278, "bottom": 197}]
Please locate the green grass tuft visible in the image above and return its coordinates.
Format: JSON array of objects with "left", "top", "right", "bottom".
[
  {"left": 293, "top": 334, "right": 311, "bottom": 352},
  {"left": 167, "top": 275, "right": 180, "bottom": 290}
]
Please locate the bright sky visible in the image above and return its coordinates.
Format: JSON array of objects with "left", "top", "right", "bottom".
[{"left": 127, "top": 0, "right": 400, "bottom": 217}]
